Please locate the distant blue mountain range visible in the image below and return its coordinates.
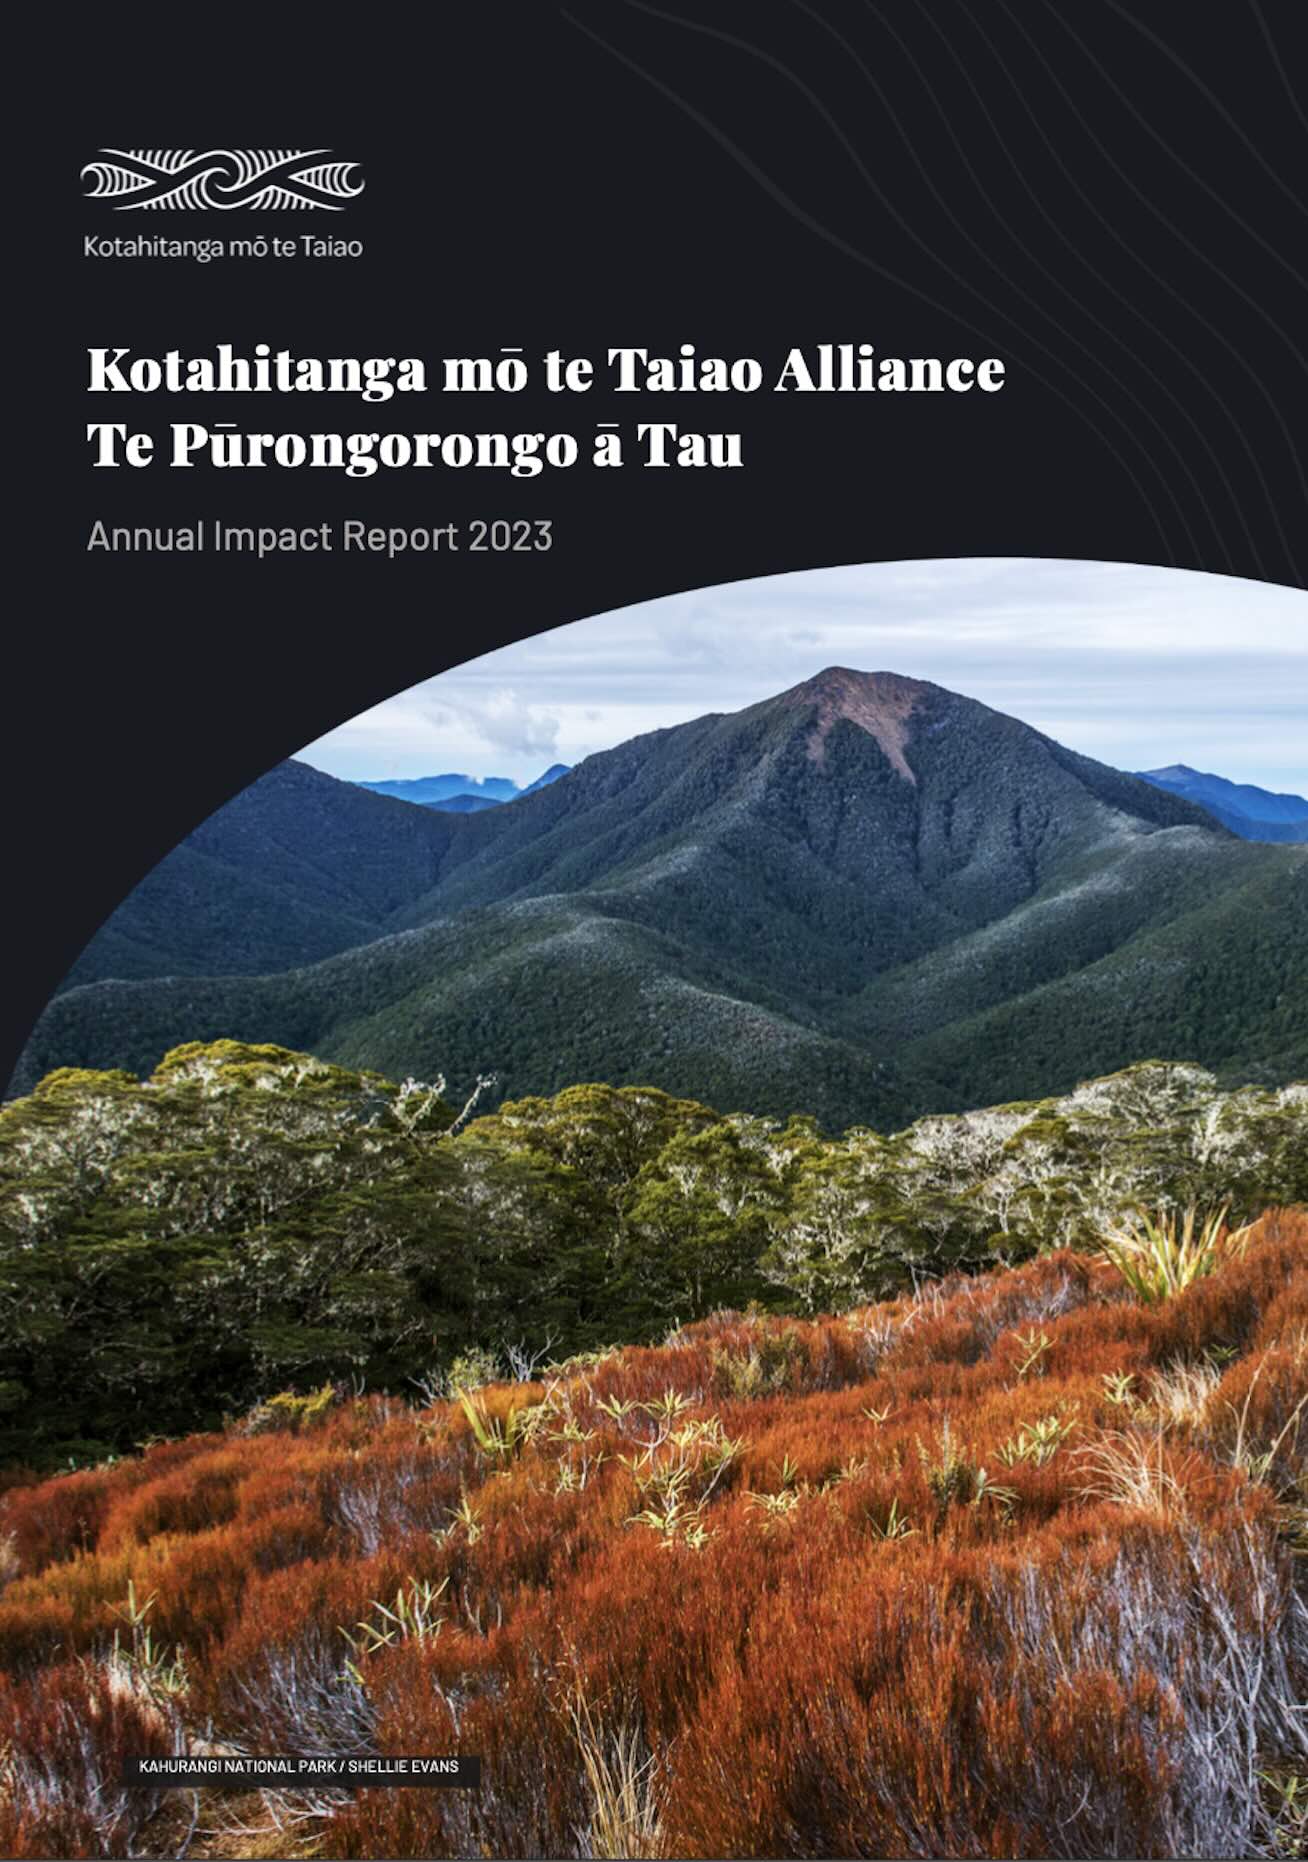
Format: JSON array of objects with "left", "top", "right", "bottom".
[
  {"left": 1136, "top": 765, "right": 1308, "bottom": 843},
  {"left": 358, "top": 764, "right": 570, "bottom": 812},
  {"left": 358, "top": 755, "right": 1308, "bottom": 843}
]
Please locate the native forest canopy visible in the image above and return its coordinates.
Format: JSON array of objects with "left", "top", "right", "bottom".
[
  {"left": 3, "top": 1040, "right": 1305, "bottom": 1466},
  {"left": 14, "top": 670, "right": 1307, "bottom": 1127},
  {"left": 2, "top": 667, "right": 1306, "bottom": 1860},
  {"left": 0, "top": 1053, "right": 1305, "bottom": 1855}
]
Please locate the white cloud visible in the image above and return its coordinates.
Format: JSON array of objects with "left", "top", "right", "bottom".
[{"left": 299, "top": 560, "right": 1308, "bottom": 793}]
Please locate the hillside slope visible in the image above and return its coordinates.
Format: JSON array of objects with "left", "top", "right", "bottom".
[
  {"left": 5, "top": 1039, "right": 1303, "bottom": 1465},
  {"left": 61, "top": 760, "right": 462, "bottom": 989},
  {"left": 19, "top": 671, "right": 1306, "bottom": 1124},
  {"left": 1138, "top": 764, "right": 1308, "bottom": 842},
  {"left": 2, "top": 1207, "right": 1304, "bottom": 1859}
]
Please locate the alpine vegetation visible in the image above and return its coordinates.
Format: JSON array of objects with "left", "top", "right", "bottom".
[
  {"left": 0, "top": 1208, "right": 1303, "bottom": 1858},
  {"left": 3, "top": 1044, "right": 1305, "bottom": 1465}
]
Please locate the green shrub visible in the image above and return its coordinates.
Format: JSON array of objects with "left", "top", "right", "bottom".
[{"left": 1099, "top": 1205, "right": 1248, "bottom": 1303}]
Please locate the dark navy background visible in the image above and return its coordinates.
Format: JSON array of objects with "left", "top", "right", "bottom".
[{"left": 10, "top": 1, "right": 1306, "bottom": 1086}]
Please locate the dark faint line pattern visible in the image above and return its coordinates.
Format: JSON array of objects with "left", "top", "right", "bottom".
[
  {"left": 793, "top": 0, "right": 1227, "bottom": 567},
  {"left": 993, "top": 0, "right": 1308, "bottom": 562},
  {"left": 622, "top": 0, "right": 1203, "bottom": 554},
  {"left": 1248, "top": 0, "right": 1308, "bottom": 136},
  {"left": 947, "top": 0, "right": 1296, "bottom": 581},
  {"left": 575, "top": 0, "right": 1183, "bottom": 562},
  {"left": 1040, "top": 1, "right": 1308, "bottom": 364},
  {"left": 1102, "top": 0, "right": 1308, "bottom": 217},
  {"left": 561, "top": 0, "right": 1306, "bottom": 588},
  {"left": 804, "top": 0, "right": 1238, "bottom": 576},
  {"left": 872, "top": 0, "right": 1269, "bottom": 580}
]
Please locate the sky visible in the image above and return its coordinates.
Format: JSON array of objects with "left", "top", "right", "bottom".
[{"left": 299, "top": 559, "right": 1308, "bottom": 795}]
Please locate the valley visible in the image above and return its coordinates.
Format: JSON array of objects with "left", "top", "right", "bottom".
[
  {"left": 13, "top": 668, "right": 1305, "bottom": 1128},
  {"left": 2, "top": 666, "right": 1304, "bottom": 1862}
]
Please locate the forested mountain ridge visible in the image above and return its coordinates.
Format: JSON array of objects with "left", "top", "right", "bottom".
[
  {"left": 358, "top": 764, "right": 570, "bottom": 809},
  {"left": 59, "top": 759, "right": 463, "bottom": 989},
  {"left": 1137, "top": 763, "right": 1308, "bottom": 843},
  {"left": 16, "top": 670, "right": 1306, "bottom": 1125},
  {"left": 359, "top": 772, "right": 521, "bottom": 805},
  {"left": 56, "top": 670, "right": 1220, "bottom": 993}
]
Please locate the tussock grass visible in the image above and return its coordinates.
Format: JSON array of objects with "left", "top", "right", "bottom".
[
  {"left": 1075, "top": 1427, "right": 1200, "bottom": 1515},
  {"left": 566, "top": 1685, "right": 665, "bottom": 1859},
  {"left": 0, "top": 1206, "right": 1305, "bottom": 1859}
]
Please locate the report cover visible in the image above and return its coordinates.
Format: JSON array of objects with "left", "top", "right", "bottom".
[{"left": 3, "top": 8, "right": 1306, "bottom": 1858}]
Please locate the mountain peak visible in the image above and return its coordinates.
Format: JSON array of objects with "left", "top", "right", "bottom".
[
  {"left": 776, "top": 667, "right": 935, "bottom": 783},
  {"left": 1136, "top": 763, "right": 1308, "bottom": 840}
]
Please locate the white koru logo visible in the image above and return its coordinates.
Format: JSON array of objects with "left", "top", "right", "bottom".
[{"left": 82, "top": 150, "right": 364, "bottom": 211}]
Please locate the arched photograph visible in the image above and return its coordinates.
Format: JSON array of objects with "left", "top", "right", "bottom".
[{"left": 3, "top": 558, "right": 1305, "bottom": 1859}]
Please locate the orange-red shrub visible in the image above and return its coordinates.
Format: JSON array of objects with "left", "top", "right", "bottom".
[
  {"left": 0, "top": 1661, "right": 182, "bottom": 1858},
  {"left": 0, "top": 1209, "right": 1303, "bottom": 1858}
]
